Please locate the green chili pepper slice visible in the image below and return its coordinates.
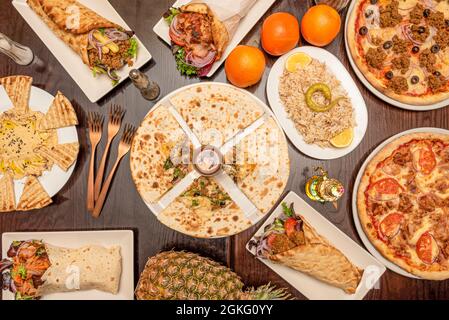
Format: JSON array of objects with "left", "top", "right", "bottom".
[{"left": 305, "top": 83, "right": 343, "bottom": 112}]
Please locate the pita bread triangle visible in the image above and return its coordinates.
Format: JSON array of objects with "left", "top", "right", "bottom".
[
  {"left": 0, "top": 75, "right": 32, "bottom": 114},
  {"left": 38, "top": 142, "right": 79, "bottom": 171},
  {"left": 16, "top": 176, "right": 52, "bottom": 211},
  {"left": 38, "top": 91, "right": 78, "bottom": 130},
  {"left": 0, "top": 174, "right": 15, "bottom": 212}
]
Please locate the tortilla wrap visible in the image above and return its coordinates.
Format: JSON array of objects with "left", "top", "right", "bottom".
[
  {"left": 269, "top": 216, "right": 363, "bottom": 294},
  {"left": 27, "top": 0, "right": 120, "bottom": 66},
  {"left": 130, "top": 105, "right": 192, "bottom": 204},
  {"left": 37, "top": 244, "right": 122, "bottom": 296}
]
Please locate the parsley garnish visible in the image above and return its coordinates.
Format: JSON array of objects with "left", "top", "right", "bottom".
[
  {"left": 163, "top": 158, "right": 174, "bottom": 170},
  {"left": 127, "top": 37, "right": 138, "bottom": 59},
  {"left": 282, "top": 202, "right": 295, "bottom": 217},
  {"left": 174, "top": 47, "right": 198, "bottom": 76},
  {"left": 163, "top": 7, "right": 181, "bottom": 24}
]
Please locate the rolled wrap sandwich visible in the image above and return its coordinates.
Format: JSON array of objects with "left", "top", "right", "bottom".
[
  {"left": 163, "top": 0, "right": 256, "bottom": 76},
  {"left": 27, "top": 0, "right": 138, "bottom": 85},
  {"left": 0, "top": 240, "right": 121, "bottom": 300},
  {"left": 249, "top": 202, "right": 363, "bottom": 294}
]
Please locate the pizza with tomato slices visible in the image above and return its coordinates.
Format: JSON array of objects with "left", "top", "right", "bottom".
[
  {"left": 347, "top": 0, "right": 449, "bottom": 106},
  {"left": 357, "top": 132, "right": 449, "bottom": 279}
]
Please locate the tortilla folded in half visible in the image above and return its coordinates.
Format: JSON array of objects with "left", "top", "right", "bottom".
[
  {"left": 27, "top": 0, "right": 138, "bottom": 84},
  {"left": 250, "top": 202, "right": 363, "bottom": 294},
  {"left": 0, "top": 240, "right": 121, "bottom": 300}
]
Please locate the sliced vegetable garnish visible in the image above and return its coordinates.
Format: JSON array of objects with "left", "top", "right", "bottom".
[
  {"left": 305, "top": 83, "right": 343, "bottom": 112},
  {"left": 163, "top": 7, "right": 181, "bottom": 24}
]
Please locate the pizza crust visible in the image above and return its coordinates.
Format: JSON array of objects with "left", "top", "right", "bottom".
[
  {"left": 357, "top": 132, "right": 449, "bottom": 280},
  {"left": 347, "top": 0, "right": 449, "bottom": 106}
]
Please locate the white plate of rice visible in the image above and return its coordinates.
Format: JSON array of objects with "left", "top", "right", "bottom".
[{"left": 266, "top": 46, "right": 368, "bottom": 160}]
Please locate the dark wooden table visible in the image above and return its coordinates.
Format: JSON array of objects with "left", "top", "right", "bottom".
[{"left": 1, "top": 0, "right": 448, "bottom": 300}]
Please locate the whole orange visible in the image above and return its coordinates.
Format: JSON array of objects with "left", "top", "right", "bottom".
[
  {"left": 301, "top": 4, "right": 341, "bottom": 47},
  {"left": 225, "top": 45, "right": 266, "bottom": 88},
  {"left": 261, "top": 12, "right": 300, "bottom": 56}
]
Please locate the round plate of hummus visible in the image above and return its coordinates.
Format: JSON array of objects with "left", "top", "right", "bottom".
[{"left": 0, "top": 75, "right": 79, "bottom": 212}]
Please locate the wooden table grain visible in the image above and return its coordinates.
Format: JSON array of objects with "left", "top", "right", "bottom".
[{"left": 1, "top": 0, "right": 448, "bottom": 300}]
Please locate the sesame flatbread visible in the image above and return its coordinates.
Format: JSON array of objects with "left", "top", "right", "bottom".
[
  {"left": 38, "top": 91, "right": 78, "bottom": 130},
  {"left": 0, "top": 75, "right": 32, "bottom": 114},
  {"left": 0, "top": 174, "right": 15, "bottom": 212},
  {"left": 16, "top": 176, "right": 52, "bottom": 211},
  {"left": 38, "top": 142, "right": 79, "bottom": 171}
]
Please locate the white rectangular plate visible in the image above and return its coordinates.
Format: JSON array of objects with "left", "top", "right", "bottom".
[
  {"left": 246, "top": 191, "right": 386, "bottom": 300},
  {"left": 12, "top": 0, "right": 152, "bottom": 103},
  {"left": 153, "top": 0, "right": 275, "bottom": 77},
  {"left": 2, "top": 230, "right": 134, "bottom": 300}
]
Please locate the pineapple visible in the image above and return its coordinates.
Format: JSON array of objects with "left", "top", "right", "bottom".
[{"left": 135, "top": 251, "right": 290, "bottom": 300}]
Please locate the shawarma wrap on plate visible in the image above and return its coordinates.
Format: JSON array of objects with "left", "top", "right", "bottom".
[
  {"left": 0, "top": 240, "right": 121, "bottom": 300},
  {"left": 27, "top": 0, "right": 138, "bottom": 85},
  {"left": 249, "top": 202, "right": 363, "bottom": 294},
  {"left": 163, "top": 0, "right": 256, "bottom": 76}
]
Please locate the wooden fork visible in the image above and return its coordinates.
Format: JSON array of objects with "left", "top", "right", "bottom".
[
  {"left": 92, "top": 124, "right": 136, "bottom": 218},
  {"left": 94, "top": 104, "right": 125, "bottom": 201},
  {"left": 87, "top": 112, "right": 103, "bottom": 212}
]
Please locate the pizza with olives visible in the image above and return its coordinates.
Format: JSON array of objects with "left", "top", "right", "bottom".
[
  {"left": 347, "top": 0, "right": 449, "bottom": 105},
  {"left": 357, "top": 132, "right": 449, "bottom": 279}
]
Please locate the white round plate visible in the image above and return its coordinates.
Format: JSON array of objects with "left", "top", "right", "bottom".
[
  {"left": 137, "top": 82, "right": 288, "bottom": 239},
  {"left": 266, "top": 46, "right": 368, "bottom": 160},
  {"left": 352, "top": 127, "right": 449, "bottom": 278},
  {"left": 0, "top": 85, "right": 78, "bottom": 203},
  {"left": 344, "top": 0, "right": 449, "bottom": 111}
]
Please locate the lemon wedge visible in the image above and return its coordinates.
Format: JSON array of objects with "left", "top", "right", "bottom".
[
  {"left": 285, "top": 52, "right": 312, "bottom": 72},
  {"left": 330, "top": 128, "right": 354, "bottom": 148}
]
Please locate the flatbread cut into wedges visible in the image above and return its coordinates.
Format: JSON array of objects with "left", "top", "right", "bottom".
[
  {"left": 16, "top": 176, "right": 52, "bottom": 211},
  {"left": 38, "top": 91, "right": 78, "bottom": 130},
  {"left": 38, "top": 142, "right": 79, "bottom": 171},
  {"left": 130, "top": 105, "right": 193, "bottom": 204},
  {"left": 269, "top": 216, "right": 363, "bottom": 294},
  {"left": 0, "top": 75, "right": 32, "bottom": 113},
  {"left": 0, "top": 175, "right": 15, "bottom": 212},
  {"left": 169, "top": 84, "right": 265, "bottom": 146},
  {"left": 27, "top": 0, "right": 120, "bottom": 67}
]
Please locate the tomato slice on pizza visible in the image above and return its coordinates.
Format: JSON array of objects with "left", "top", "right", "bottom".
[
  {"left": 379, "top": 212, "right": 403, "bottom": 239},
  {"left": 366, "top": 177, "right": 403, "bottom": 201},
  {"left": 413, "top": 146, "right": 437, "bottom": 175},
  {"left": 416, "top": 232, "right": 439, "bottom": 265}
]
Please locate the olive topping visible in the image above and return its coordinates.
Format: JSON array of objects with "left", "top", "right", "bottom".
[
  {"left": 365, "top": 10, "right": 374, "bottom": 18},
  {"left": 385, "top": 71, "right": 394, "bottom": 80},
  {"left": 446, "top": 20, "right": 449, "bottom": 28},
  {"left": 433, "top": 71, "right": 441, "bottom": 77},
  {"left": 370, "top": 0, "right": 378, "bottom": 4},
  {"left": 418, "top": 26, "right": 426, "bottom": 34},
  {"left": 431, "top": 44, "right": 440, "bottom": 53},
  {"left": 383, "top": 41, "right": 393, "bottom": 50},
  {"left": 411, "top": 76, "right": 420, "bottom": 84},
  {"left": 423, "top": 9, "right": 431, "bottom": 18},
  {"left": 359, "top": 26, "right": 368, "bottom": 36},
  {"left": 412, "top": 46, "right": 420, "bottom": 53}
]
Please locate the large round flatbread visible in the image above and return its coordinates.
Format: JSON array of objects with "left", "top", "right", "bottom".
[
  {"left": 131, "top": 84, "right": 290, "bottom": 238},
  {"left": 357, "top": 132, "right": 449, "bottom": 279}
]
